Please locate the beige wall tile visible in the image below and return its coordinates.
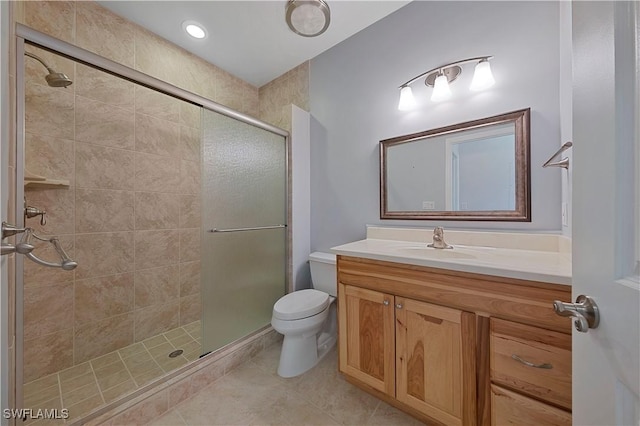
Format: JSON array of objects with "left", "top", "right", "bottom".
[
  {"left": 179, "top": 103, "right": 201, "bottom": 129},
  {"left": 135, "top": 86, "right": 180, "bottom": 123},
  {"left": 75, "top": 96, "right": 135, "bottom": 150},
  {"left": 179, "top": 261, "right": 200, "bottom": 297},
  {"left": 180, "top": 125, "right": 200, "bottom": 162},
  {"left": 257, "top": 61, "right": 309, "bottom": 130},
  {"left": 75, "top": 273, "right": 135, "bottom": 326},
  {"left": 134, "top": 230, "right": 180, "bottom": 270},
  {"left": 174, "top": 53, "right": 211, "bottom": 97},
  {"left": 24, "top": 330, "right": 73, "bottom": 383},
  {"left": 134, "top": 113, "right": 180, "bottom": 158},
  {"left": 24, "top": 187, "right": 75, "bottom": 235},
  {"left": 25, "top": 83, "right": 74, "bottom": 140},
  {"left": 215, "top": 70, "right": 244, "bottom": 112},
  {"left": 134, "top": 302, "right": 179, "bottom": 342},
  {"left": 76, "top": 63, "right": 135, "bottom": 110},
  {"left": 134, "top": 265, "right": 179, "bottom": 309},
  {"left": 179, "top": 294, "right": 201, "bottom": 326},
  {"left": 110, "top": 389, "right": 169, "bottom": 426},
  {"left": 74, "top": 232, "right": 135, "bottom": 280},
  {"left": 76, "top": 189, "right": 135, "bottom": 233},
  {"left": 25, "top": 132, "right": 75, "bottom": 186},
  {"left": 23, "top": 235, "right": 74, "bottom": 286},
  {"left": 76, "top": 1, "right": 135, "bottom": 68},
  {"left": 135, "top": 152, "right": 180, "bottom": 193},
  {"left": 179, "top": 160, "right": 200, "bottom": 195},
  {"left": 135, "top": 192, "right": 179, "bottom": 230},
  {"left": 243, "top": 85, "right": 260, "bottom": 118},
  {"left": 134, "top": 27, "right": 183, "bottom": 87},
  {"left": 76, "top": 143, "right": 135, "bottom": 190},
  {"left": 179, "top": 195, "right": 200, "bottom": 229},
  {"left": 74, "top": 313, "right": 134, "bottom": 364},
  {"left": 179, "top": 229, "right": 200, "bottom": 262},
  {"left": 23, "top": 1, "right": 75, "bottom": 43},
  {"left": 24, "top": 281, "right": 73, "bottom": 340}
]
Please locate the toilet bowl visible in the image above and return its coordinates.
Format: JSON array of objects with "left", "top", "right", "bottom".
[{"left": 271, "top": 252, "right": 337, "bottom": 378}]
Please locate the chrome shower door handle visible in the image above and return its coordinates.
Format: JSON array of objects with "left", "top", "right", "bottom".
[{"left": 553, "top": 295, "right": 600, "bottom": 333}]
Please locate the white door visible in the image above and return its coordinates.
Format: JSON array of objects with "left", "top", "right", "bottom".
[{"left": 571, "top": 2, "right": 640, "bottom": 425}]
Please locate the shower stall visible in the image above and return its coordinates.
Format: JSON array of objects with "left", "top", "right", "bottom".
[{"left": 11, "top": 25, "right": 288, "bottom": 422}]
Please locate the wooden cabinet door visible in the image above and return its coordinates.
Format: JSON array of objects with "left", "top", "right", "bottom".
[
  {"left": 338, "top": 284, "right": 395, "bottom": 395},
  {"left": 395, "top": 298, "right": 476, "bottom": 426}
]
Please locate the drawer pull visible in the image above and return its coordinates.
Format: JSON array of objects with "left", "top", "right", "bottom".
[{"left": 511, "top": 354, "right": 553, "bottom": 369}]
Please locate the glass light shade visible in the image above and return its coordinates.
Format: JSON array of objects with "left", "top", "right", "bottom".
[
  {"left": 183, "top": 21, "right": 207, "bottom": 39},
  {"left": 398, "top": 86, "right": 416, "bottom": 111},
  {"left": 470, "top": 60, "right": 495, "bottom": 91},
  {"left": 431, "top": 74, "right": 451, "bottom": 102}
]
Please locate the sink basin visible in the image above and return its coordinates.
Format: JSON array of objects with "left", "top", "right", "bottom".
[{"left": 395, "top": 246, "right": 477, "bottom": 260}]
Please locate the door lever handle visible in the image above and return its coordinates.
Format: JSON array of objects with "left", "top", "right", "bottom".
[{"left": 553, "top": 295, "right": 600, "bottom": 333}]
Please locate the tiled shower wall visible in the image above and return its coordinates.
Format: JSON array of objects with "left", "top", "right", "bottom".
[
  {"left": 13, "top": 0, "right": 261, "bottom": 383},
  {"left": 258, "top": 61, "right": 310, "bottom": 132}
]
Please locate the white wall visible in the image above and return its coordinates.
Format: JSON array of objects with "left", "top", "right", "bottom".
[
  {"left": 559, "top": 1, "right": 573, "bottom": 236},
  {"left": 310, "top": 1, "right": 563, "bottom": 252},
  {"left": 291, "top": 105, "right": 312, "bottom": 291}
]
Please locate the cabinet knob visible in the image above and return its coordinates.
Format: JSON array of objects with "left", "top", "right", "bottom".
[
  {"left": 396, "top": 303, "right": 403, "bottom": 309},
  {"left": 382, "top": 299, "right": 390, "bottom": 306}
]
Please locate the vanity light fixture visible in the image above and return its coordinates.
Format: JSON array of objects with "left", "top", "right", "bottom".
[
  {"left": 182, "top": 21, "right": 207, "bottom": 40},
  {"left": 285, "top": 0, "right": 331, "bottom": 37},
  {"left": 397, "top": 56, "right": 495, "bottom": 110}
]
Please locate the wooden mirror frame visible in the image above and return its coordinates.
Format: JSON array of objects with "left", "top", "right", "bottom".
[{"left": 380, "top": 108, "right": 531, "bottom": 221}]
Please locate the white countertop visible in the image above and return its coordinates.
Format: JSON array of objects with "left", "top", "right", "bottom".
[{"left": 331, "top": 227, "right": 572, "bottom": 286}]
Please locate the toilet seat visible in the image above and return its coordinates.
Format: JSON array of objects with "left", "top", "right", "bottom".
[{"left": 273, "top": 289, "right": 330, "bottom": 320}]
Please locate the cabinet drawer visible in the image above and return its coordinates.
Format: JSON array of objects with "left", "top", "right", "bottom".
[
  {"left": 491, "top": 385, "right": 571, "bottom": 426},
  {"left": 490, "top": 319, "right": 571, "bottom": 410}
]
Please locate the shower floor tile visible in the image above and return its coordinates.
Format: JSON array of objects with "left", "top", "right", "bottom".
[{"left": 22, "top": 321, "right": 202, "bottom": 423}]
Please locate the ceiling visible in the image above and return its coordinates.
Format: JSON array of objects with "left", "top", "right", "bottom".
[{"left": 97, "top": 1, "right": 410, "bottom": 87}]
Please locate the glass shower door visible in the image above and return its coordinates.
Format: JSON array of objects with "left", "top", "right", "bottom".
[{"left": 201, "top": 109, "right": 287, "bottom": 353}]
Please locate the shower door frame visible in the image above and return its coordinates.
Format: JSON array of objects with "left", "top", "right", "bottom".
[{"left": 13, "top": 23, "right": 290, "bottom": 415}]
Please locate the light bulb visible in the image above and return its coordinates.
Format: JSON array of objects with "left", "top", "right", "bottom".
[
  {"left": 398, "top": 86, "right": 416, "bottom": 111},
  {"left": 431, "top": 74, "right": 451, "bottom": 102},
  {"left": 470, "top": 59, "right": 495, "bottom": 91}
]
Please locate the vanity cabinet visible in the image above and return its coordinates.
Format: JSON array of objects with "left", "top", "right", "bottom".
[
  {"left": 337, "top": 255, "right": 572, "bottom": 426},
  {"left": 339, "top": 284, "right": 476, "bottom": 425}
]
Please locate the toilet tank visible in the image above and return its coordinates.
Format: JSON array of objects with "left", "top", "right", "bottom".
[{"left": 309, "top": 252, "right": 337, "bottom": 296}]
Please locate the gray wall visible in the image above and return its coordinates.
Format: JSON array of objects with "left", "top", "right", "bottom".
[{"left": 310, "top": 1, "right": 563, "bottom": 252}]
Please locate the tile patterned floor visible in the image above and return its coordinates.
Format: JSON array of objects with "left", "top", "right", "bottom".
[
  {"left": 148, "top": 342, "right": 425, "bottom": 426},
  {"left": 23, "top": 321, "right": 202, "bottom": 424}
]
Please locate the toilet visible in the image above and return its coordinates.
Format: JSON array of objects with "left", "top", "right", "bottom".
[{"left": 271, "top": 252, "right": 337, "bottom": 378}]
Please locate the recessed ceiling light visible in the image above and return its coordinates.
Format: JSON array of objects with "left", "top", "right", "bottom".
[{"left": 182, "top": 21, "right": 207, "bottom": 39}]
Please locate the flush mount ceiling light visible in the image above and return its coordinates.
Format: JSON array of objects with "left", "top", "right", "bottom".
[
  {"left": 286, "top": 0, "right": 331, "bottom": 37},
  {"left": 182, "top": 20, "right": 207, "bottom": 40},
  {"left": 397, "top": 56, "right": 495, "bottom": 110}
]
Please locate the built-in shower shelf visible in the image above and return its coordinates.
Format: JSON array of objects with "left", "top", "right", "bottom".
[{"left": 24, "top": 171, "right": 69, "bottom": 189}]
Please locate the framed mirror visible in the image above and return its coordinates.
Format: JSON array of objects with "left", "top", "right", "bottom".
[{"left": 380, "top": 108, "right": 530, "bottom": 221}]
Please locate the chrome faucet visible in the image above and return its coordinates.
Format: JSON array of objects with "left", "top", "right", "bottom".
[{"left": 427, "top": 226, "right": 453, "bottom": 249}]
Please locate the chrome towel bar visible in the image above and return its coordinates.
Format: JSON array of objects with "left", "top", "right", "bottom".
[
  {"left": 208, "top": 224, "right": 287, "bottom": 233},
  {"left": 543, "top": 141, "right": 573, "bottom": 169}
]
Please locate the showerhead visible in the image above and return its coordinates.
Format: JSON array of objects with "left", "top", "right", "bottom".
[
  {"left": 25, "top": 51, "right": 73, "bottom": 88},
  {"left": 45, "top": 71, "right": 73, "bottom": 88}
]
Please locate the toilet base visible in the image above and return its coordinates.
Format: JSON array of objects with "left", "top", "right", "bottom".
[{"left": 277, "top": 331, "right": 337, "bottom": 378}]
